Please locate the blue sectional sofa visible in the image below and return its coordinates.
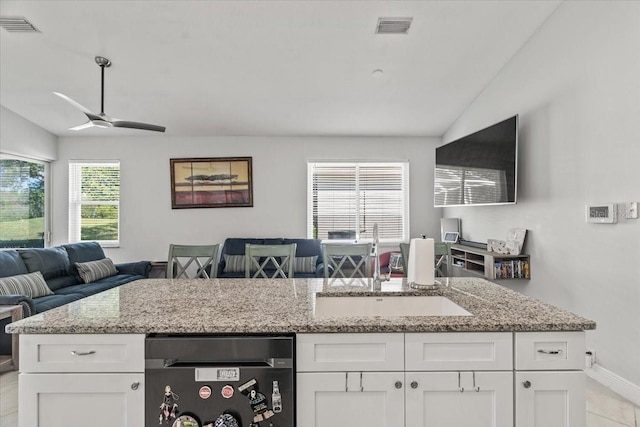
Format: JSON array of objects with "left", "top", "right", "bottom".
[
  {"left": 0, "top": 242, "right": 150, "bottom": 354},
  {"left": 217, "top": 238, "right": 326, "bottom": 278}
]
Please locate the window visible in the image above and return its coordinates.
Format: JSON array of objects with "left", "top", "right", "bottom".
[
  {"left": 307, "top": 162, "right": 409, "bottom": 242},
  {"left": 69, "top": 161, "right": 120, "bottom": 246},
  {"left": 0, "top": 155, "right": 48, "bottom": 248}
]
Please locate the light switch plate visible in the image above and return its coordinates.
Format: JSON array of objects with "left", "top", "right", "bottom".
[{"left": 626, "top": 202, "right": 638, "bottom": 219}]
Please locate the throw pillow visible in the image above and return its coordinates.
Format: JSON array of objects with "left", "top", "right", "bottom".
[
  {"left": 223, "top": 255, "right": 246, "bottom": 273},
  {"left": 286, "top": 256, "right": 318, "bottom": 274},
  {"left": 0, "top": 271, "right": 54, "bottom": 298},
  {"left": 75, "top": 258, "right": 118, "bottom": 284},
  {"left": 18, "top": 247, "right": 70, "bottom": 280}
]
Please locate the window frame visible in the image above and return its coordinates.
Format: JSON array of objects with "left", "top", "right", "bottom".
[
  {"left": 68, "top": 160, "right": 120, "bottom": 247},
  {"left": 0, "top": 153, "right": 50, "bottom": 248},
  {"left": 307, "top": 161, "right": 410, "bottom": 243}
]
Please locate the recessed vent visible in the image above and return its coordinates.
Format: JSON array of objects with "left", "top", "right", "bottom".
[
  {"left": 376, "top": 17, "right": 413, "bottom": 34},
  {"left": 0, "top": 17, "right": 39, "bottom": 33}
]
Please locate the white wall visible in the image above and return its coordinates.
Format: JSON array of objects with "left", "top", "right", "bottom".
[
  {"left": 53, "top": 135, "right": 442, "bottom": 262},
  {"left": 0, "top": 105, "right": 57, "bottom": 160},
  {"left": 443, "top": 2, "right": 640, "bottom": 385}
]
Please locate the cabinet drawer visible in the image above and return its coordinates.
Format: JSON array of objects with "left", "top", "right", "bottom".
[
  {"left": 405, "top": 332, "right": 513, "bottom": 371},
  {"left": 20, "top": 334, "right": 145, "bottom": 373},
  {"left": 297, "top": 333, "right": 404, "bottom": 372},
  {"left": 515, "top": 331, "right": 585, "bottom": 370}
]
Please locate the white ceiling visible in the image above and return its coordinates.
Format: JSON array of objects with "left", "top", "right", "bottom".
[{"left": 0, "top": 0, "right": 560, "bottom": 137}]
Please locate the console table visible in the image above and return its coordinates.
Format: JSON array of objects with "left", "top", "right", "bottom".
[
  {"left": 0, "top": 305, "right": 22, "bottom": 371},
  {"left": 450, "top": 244, "right": 530, "bottom": 280}
]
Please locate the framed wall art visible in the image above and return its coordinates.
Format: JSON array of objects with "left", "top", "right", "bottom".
[{"left": 170, "top": 157, "right": 253, "bottom": 209}]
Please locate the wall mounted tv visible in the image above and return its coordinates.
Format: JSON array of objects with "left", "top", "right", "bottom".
[{"left": 434, "top": 115, "right": 518, "bottom": 207}]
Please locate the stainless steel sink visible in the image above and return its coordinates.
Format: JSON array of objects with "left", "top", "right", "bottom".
[{"left": 314, "top": 295, "right": 472, "bottom": 318}]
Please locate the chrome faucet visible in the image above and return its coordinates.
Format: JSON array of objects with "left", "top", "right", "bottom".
[{"left": 372, "top": 223, "right": 389, "bottom": 290}]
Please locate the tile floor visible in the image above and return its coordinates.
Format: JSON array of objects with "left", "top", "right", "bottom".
[{"left": 0, "top": 370, "right": 638, "bottom": 426}]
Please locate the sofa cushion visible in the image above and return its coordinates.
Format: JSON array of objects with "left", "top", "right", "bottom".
[
  {"left": 63, "top": 242, "right": 107, "bottom": 278},
  {"left": 33, "top": 293, "right": 85, "bottom": 313},
  {"left": 221, "top": 238, "right": 266, "bottom": 255},
  {"left": 0, "top": 271, "right": 54, "bottom": 298},
  {"left": 282, "top": 238, "right": 322, "bottom": 259},
  {"left": 55, "top": 274, "right": 143, "bottom": 297},
  {"left": 288, "top": 256, "right": 319, "bottom": 274},
  {"left": 45, "top": 275, "right": 81, "bottom": 292},
  {"left": 223, "top": 255, "right": 246, "bottom": 273},
  {"left": 75, "top": 258, "right": 118, "bottom": 283},
  {"left": 0, "top": 250, "right": 29, "bottom": 278},
  {"left": 18, "top": 247, "right": 71, "bottom": 280}
]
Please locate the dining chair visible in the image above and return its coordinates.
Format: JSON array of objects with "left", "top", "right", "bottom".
[
  {"left": 322, "top": 243, "right": 373, "bottom": 281},
  {"left": 244, "top": 243, "right": 297, "bottom": 278},
  {"left": 399, "top": 241, "right": 451, "bottom": 277},
  {"left": 399, "top": 243, "right": 410, "bottom": 277},
  {"left": 434, "top": 242, "right": 452, "bottom": 277},
  {"left": 167, "top": 244, "right": 220, "bottom": 279}
]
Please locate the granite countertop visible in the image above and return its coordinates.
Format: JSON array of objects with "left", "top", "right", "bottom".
[{"left": 5, "top": 277, "right": 596, "bottom": 334}]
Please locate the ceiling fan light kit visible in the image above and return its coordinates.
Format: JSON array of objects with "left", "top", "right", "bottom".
[{"left": 54, "top": 56, "right": 166, "bottom": 133}]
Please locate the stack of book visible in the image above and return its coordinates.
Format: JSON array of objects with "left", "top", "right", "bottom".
[{"left": 494, "top": 259, "right": 530, "bottom": 279}]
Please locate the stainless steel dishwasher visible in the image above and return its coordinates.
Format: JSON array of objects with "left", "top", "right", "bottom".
[{"left": 145, "top": 334, "right": 294, "bottom": 427}]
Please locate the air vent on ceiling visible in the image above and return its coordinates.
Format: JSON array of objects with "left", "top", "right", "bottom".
[
  {"left": 0, "top": 17, "right": 39, "bottom": 33},
  {"left": 376, "top": 17, "right": 412, "bottom": 34}
]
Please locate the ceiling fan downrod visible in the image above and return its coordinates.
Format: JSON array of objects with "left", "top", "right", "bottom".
[{"left": 95, "top": 56, "right": 111, "bottom": 115}]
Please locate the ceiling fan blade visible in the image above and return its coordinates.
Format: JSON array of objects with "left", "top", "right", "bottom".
[
  {"left": 53, "top": 92, "right": 104, "bottom": 122},
  {"left": 112, "top": 120, "right": 166, "bottom": 133},
  {"left": 68, "top": 122, "right": 96, "bottom": 131}
]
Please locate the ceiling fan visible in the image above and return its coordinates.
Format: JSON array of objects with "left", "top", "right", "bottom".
[{"left": 54, "top": 56, "right": 166, "bottom": 132}]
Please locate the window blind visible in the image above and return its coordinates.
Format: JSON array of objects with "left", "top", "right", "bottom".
[
  {"left": 308, "top": 162, "right": 409, "bottom": 242},
  {"left": 0, "top": 155, "right": 47, "bottom": 248},
  {"left": 69, "top": 161, "right": 120, "bottom": 246}
]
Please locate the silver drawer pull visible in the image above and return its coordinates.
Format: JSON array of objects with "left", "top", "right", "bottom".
[
  {"left": 70, "top": 350, "right": 96, "bottom": 356},
  {"left": 537, "top": 349, "right": 563, "bottom": 355}
]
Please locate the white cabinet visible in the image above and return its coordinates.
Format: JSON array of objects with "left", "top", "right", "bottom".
[
  {"left": 297, "top": 333, "right": 404, "bottom": 372},
  {"left": 405, "top": 332, "right": 513, "bottom": 371},
  {"left": 297, "top": 333, "right": 514, "bottom": 427},
  {"left": 514, "top": 332, "right": 586, "bottom": 427},
  {"left": 20, "top": 333, "right": 144, "bottom": 372},
  {"left": 19, "top": 373, "right": 144, "bottom": 427},
  {"left": 406, "top": 371, "right": 513, "bottom": 427},
  {"left": 297, "top": 333, "right": 405, "bottom": 427},
  {"left": 515, "top": 371, "right": 585, "bottom": 427},
  {"left": 297, "top": 372, "right": 404, "bottom": 427},
  {"left": 19, "top": 334, "right": 145, "bottom": 427}
]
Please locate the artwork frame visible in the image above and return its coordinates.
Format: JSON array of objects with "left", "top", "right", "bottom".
[{"left": 170, "top": 157, "right": 253, "bottom": 209}]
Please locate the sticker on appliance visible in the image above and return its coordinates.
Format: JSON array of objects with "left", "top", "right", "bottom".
[
  {"left": 199, "top": 386, "right": 212, "bottom": 400},
  {"left": 221, "top": 385, "right": 234, "bottom": 399}
]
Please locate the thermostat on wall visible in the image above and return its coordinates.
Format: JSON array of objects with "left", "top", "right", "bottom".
[{"left": 586, "top": 203, "right": 617, "bottom": 223}]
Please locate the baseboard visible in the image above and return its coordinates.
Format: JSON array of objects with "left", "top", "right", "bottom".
[{"left": 586, "top": 364, "right": 640, "bottom": 406}]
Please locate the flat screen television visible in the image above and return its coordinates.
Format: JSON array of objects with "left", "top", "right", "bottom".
[{"left": 434, "top": 115, "right": 518, "bottom": 207}]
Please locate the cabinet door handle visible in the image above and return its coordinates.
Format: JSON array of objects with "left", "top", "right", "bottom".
[
  {"left": 410, "top": 381, "right": 418, "bottom": 389},
  {"left": 523, "top": 380, "right": 532, "bottom": 389},
  {"left": 537, "top": 349, "right": 563, "bottom": 355},
  {"left": 394, "top": 381, "right": 403, "bottom": 389},
  {"left": 458, "top": 371, "right": 464, "bottom": 392},
  {"left": 473, "top": 371, "right": 480, "bottom": 392},
  {"left": 70, "top": 350, "right": 96, "bottom": 356},
  {"left": 131, "top": 382, "right": 140, "bottom": 390},
  {"left": 359, "top": 372, "right": 364, "bottom": 392}
]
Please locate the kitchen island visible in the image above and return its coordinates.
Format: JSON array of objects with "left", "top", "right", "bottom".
[{"left": 7, "top": 277, "right": 595, "bottom": 427}]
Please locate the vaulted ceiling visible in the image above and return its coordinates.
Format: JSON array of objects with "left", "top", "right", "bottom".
[{"left": 0, "top": 1, "right": 560, "bottom": 137}]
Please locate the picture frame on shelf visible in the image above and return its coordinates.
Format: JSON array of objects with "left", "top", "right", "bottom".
[
  {"left": 487, "top": 239, "right": 508, "bottom": 254},
  {"left": 170, "top": 157, "right": 253, "bottom": 209},
  {"left": 506, "top": 228, "right": 527, "bottom": 255}
]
